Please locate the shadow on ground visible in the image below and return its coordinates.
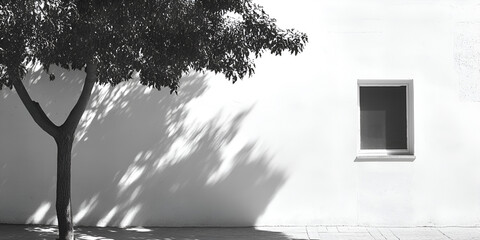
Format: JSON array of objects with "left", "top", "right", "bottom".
[{"left": 0, "top": 225, "right": 307, "bottom": 240}]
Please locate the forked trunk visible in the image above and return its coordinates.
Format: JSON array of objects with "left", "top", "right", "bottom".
[
  {"left": 12, "top": 63, "right": 96, "bottom": 240},
  {"left": 55, "top": 133, "right": 74, "bottom": 240}
]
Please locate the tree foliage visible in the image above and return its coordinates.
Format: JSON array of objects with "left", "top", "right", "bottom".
[
  {"left": 1, "top": 1, "right": 307, "bottom": 239},
  {"left": 1, "top": 0, "right": 308, "bottom": 92}
]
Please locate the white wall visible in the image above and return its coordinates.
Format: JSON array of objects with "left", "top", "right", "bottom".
[{"left": 2, "top": 0, "right": 480, "bottom": 227}]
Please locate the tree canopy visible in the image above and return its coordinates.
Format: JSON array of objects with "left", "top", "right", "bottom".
[
  {"left": 0, "top": 1, "right": 307, "bottom": 239},
  {"left": 1, "top": 0, "right": 308, "bottom": 92}
]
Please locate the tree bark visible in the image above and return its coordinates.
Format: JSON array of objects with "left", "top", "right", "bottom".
[
  {"left": 11, "top": 62, "right": 97, "bottom": 240},
  {"left": 54, "top": 62, "right": 96, "bottom": 240},
  {"left": 55, "top": 133, "right": 74, "bottom": 240}
]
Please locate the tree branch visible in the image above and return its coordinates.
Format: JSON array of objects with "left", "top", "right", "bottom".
[
  {"left": 62, "top": 62, "right": 96, "bottom": 133},
  {"left": 12, "top": 73, "right": 59, "bottom": 138}
]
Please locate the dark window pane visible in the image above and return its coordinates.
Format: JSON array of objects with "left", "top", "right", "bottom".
[{"left": 360, "top": 86, "right": 407, "bottom": 149}]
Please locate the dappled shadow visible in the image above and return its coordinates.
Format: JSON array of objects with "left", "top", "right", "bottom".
[
  {"left": 0, "top": 225, "right": 308, "bottom": 240},
  {"left": 68, "top": 72, "right": 286, "bottom": 227},
  {"left": 0, "top": 64, "right": 287, "bottom": 228}
]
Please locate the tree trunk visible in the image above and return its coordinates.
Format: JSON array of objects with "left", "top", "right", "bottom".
[
  {"left": 55, "top": 133, "right": 74, "bottom": 240},
  {"left": 11, "top": 62, "right": 96, "bottom": 240}
]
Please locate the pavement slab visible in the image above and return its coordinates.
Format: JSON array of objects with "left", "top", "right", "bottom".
[
  {"left": 366, "top": 227, "right": 387, "bottom": 240},
  {"left": 388, "top": 227, "right": 448, "bottom": 240},
  {"left": 437, "top": 227, "right": 480, "bottom": 240}
]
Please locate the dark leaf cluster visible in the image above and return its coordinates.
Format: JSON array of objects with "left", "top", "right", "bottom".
[{"left": 0, "top": 0, "right": 308, "bottom": 92}]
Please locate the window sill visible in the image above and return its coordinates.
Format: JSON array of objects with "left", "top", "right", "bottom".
[{"left": 355, "top": 155, "right": 416, "bottom": 162}]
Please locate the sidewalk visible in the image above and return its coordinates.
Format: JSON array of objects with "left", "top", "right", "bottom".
[{"left": 1, "top": 224, "right": 480, "bottom": 240}]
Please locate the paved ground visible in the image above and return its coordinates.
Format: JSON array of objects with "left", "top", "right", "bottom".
[{"left": 1, "top": 224, "right": 480, "bottom": 240}]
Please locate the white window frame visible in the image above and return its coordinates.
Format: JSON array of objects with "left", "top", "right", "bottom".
[{"left": 356, "top": 79, "right": 415, "bottom": 161}]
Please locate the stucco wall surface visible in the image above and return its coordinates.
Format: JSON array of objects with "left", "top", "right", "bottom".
[{"left": 1, "top": 0, "right": 480, "bottom": 227}]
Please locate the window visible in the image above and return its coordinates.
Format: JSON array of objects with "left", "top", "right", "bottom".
[{"left": 357, "top": 80, "right": 414, "bottom": 160}]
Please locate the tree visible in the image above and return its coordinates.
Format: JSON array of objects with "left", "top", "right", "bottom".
[{"left": 0, "top": 1, "right": 307, "bottom": 239}]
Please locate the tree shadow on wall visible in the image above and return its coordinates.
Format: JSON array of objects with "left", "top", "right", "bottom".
[
  {"left": 0, "top": 66, "right": 287, "bottom": 228},
  {"left": 36, "top": 72, "right": 288, "bottom": 227},
  {"left": 0, "top": 64, "right": 91, "bottom": 224}
]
